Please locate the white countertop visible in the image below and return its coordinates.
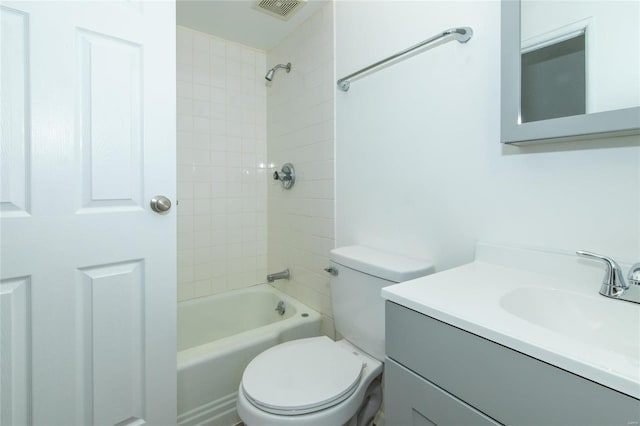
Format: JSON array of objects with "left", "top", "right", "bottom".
[{"left": 381, "top": 243, "right": 640, "bottom": 399}]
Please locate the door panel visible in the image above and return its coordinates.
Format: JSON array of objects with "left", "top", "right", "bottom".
[
  {"left": 0, "top": 276, "right": 32, "bottom": 426},
  {"left": 0, "top": 6, "right": 30, "bottom": 217},
  {"left": 79, "top": 260, "right": 145, "bottom": 426},
  {"left": 0, "top": 1, "right": 176, "bottom": 424},
  {"left": 78, "top": 28, "right": 144, "bottom": 211}
]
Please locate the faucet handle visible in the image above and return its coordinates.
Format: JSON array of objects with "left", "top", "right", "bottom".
[
  {"left": 576, "top": 251, "right": 629, "bottom": 295},
  {"left": 628, "top": 263, "right": 640, "bottom": 286}
]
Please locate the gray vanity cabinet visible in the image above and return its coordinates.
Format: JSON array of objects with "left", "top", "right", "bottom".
[
  {"left": 384, "top": 301, "right": 640, "bottom": 426},
  {"left": 385, "top": 358, "right": 499, "bottom": 426}
]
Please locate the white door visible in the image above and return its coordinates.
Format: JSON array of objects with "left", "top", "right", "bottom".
[{"left": 0, "top": 1, "right": 176, "bottom": 425}]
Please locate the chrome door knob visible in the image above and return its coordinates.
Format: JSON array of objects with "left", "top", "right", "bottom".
[{"left": 150, "top": 195, "right": 171, "bottom": 213}]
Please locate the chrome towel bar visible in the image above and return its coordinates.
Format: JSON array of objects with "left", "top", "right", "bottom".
[{"left": 336, "top": 27, "right": 473, "bottom": 92}]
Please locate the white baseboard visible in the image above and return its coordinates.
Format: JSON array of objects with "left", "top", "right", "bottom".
[{"left": 178, "top": 392, "right": 240, "bottom": 426}]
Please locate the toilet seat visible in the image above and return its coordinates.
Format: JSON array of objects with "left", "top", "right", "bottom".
[{"left": 241, "top": 336, "right": 364, "bottom": 415}]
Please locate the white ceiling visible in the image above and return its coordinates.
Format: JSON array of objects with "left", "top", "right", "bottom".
[{"left": 177, "top": 0, "right": 328, "bottom": 51}]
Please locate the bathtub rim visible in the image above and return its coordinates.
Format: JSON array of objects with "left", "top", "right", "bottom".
[{"left": 177, "top": 284, "right": 322, "bottom": 368}]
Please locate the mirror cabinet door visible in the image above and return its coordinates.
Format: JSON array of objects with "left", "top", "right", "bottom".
[{"left": 500, "top": 0, "right": 640, "bottom": 144}]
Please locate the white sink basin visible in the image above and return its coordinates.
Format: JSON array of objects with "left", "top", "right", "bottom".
[{"left": 500, "top": 287, "right": 640, "bottom": 359}]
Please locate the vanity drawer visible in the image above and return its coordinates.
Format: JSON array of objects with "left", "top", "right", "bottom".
[
  {"left": 385, "top": 301, "right": 640, "bottom": 426},
  {"left": 385, "top": 357, "right": 500, "bottom": 426}
]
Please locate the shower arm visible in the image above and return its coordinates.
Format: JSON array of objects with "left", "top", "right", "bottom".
[{"left": 272, "top": 63, "right": 291, "bottom": 72}]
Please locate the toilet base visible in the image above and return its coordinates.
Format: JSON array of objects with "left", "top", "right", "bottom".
[{"left": 354, "top": 377, "right": 382, "bottom": 426}]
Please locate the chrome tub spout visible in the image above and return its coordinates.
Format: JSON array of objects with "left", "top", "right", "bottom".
[{"left": 267, "top": 269, "right": 290, "bottom": 283}]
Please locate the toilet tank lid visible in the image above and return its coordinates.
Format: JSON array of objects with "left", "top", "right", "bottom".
[{"left": 330, "top": 246, "right": 434, "bottom": 283}]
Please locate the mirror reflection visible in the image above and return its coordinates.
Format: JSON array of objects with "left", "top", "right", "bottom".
[{"left": 520, "top": 1, "right": 640, "bottom": 123}]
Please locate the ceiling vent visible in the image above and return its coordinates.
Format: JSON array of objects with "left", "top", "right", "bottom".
[{"left": 253, "top": 0, "right": 306, "bottom": 21}]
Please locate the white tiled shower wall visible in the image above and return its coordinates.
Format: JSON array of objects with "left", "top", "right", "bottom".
[
  {"left": 177, "top": 26, "right": 268, "bottom": 301},
  {"left": 266, "top": 3, "right": 336, "bottom": 337}
]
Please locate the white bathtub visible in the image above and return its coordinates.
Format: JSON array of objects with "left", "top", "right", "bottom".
[{"left": 177, "top": 284, "right": 321, "bottom": 426}]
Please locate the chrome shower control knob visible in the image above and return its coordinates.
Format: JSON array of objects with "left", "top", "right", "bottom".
[
  {"left": 273, "top": 170, "right": 291, "bottom": 181},
  {"left": 273, "top": 163, "right": 295, "bottom": 190},
  {"left": 150, "top": 195, "right": 171, "bottom": 213}
]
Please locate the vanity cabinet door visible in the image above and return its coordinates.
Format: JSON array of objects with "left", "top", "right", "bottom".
[{"left": 385, "top": 358, "right": 501, "bottom": 426}]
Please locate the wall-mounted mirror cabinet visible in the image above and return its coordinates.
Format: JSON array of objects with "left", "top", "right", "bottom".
[{"left": 501, "top": 0, "right": 640, "bottom": 144}]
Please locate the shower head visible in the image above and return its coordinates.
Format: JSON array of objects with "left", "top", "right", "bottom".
[
  {"left": 265, "top": 68, "right": 276, "bottom": 81},
  {"left": 265, "top": 62, "right": 291, "bottom": 81}
]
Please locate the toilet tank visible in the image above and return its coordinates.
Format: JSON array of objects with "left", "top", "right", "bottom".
[{"left": 329, "top": 246, "right": 434, "bottom": 361}]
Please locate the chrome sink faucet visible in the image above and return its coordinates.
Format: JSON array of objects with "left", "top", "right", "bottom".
[{"left": 577, "top": 251, "right": 640, "bottom": 304}]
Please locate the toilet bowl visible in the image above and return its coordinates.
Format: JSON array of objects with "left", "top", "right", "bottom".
[
  {"left": 237, "top": 337, "right": 382, "bottom": 426},
  {"left": 237, "top": 246, "right": 434, "bottom": 426}
]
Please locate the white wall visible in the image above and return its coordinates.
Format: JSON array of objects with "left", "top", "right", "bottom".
[
  {"left": 335, "top": 1, "right": 640, "bottom": 272},
  {"left": 177, "top": 26, "right": 268, "bottom": 301},
  {"left": 267, "top": 3, "right": 336, "bottom": 337}
]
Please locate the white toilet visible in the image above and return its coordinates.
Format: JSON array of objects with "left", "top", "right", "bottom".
[{"left": 237, "top": 245, "right": 434, "bottom": 426}]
